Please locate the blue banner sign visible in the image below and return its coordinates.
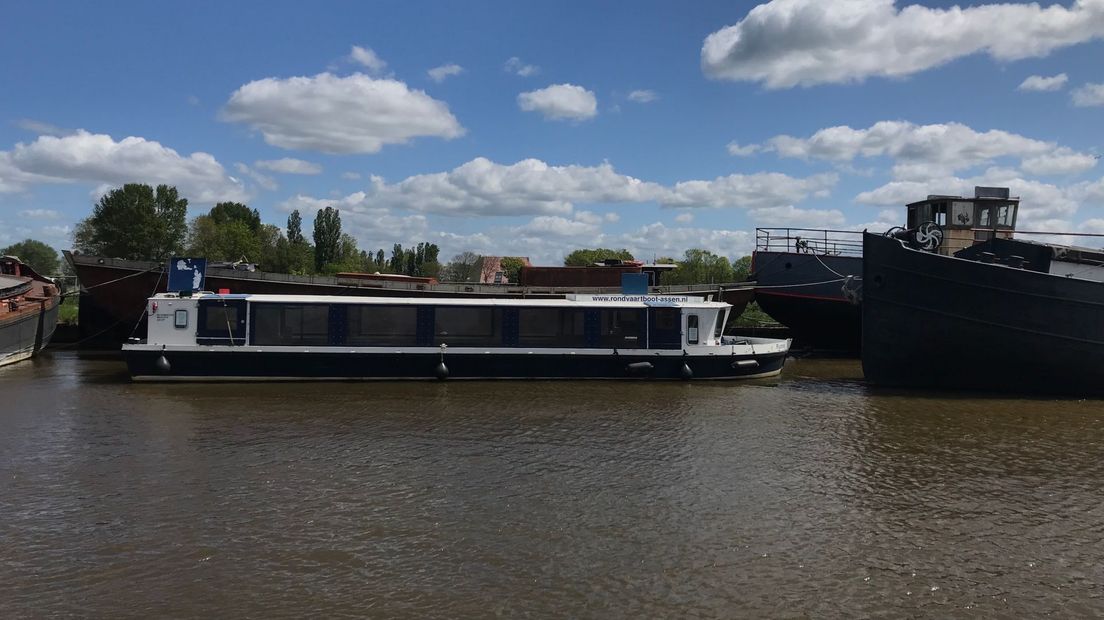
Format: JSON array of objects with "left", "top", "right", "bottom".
[
  {"left": 621, "top": 272, "right": 649, "bottom": 295},
  {"left": 167, "top": 257, "right": 207, "bottom": 292}
]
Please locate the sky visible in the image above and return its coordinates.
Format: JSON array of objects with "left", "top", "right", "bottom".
[{"left": 1, "top": 0, "right": 1103, "bottom": 265}]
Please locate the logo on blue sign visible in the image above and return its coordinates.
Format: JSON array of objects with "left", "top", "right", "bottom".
[{"left": 167, "top": 257, "right": 207, "bottom": 292}]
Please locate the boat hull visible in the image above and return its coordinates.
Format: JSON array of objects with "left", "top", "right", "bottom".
[
  {"left": 752, "top": 250, "right": 861, "bottom": 353},
  {"left": 0, "top": 294, "right": 59, "bottom": 368},
  {"left": 123, "top": 348, "right": 789, "bottom": 382},
  {"left": 862, "top": 232, "right": 1104, "bottom": 396}
]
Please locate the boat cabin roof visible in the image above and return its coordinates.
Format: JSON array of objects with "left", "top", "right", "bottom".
[{"left": 151, "top": 291, "right": 728, "bottom": 309}]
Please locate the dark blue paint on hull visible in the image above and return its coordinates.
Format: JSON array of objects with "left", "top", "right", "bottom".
[
  {"left": 124, "top": 350, "right": 787, "bottom": 381},
  {"left": 752, "top": 250, "right": 862, "bottom": 353},
  {"left": 862, "top": 232, "right": 1104, "bottom": 396}
]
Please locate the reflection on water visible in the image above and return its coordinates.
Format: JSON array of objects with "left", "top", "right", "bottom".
[{"left": 2, "top": 353, "right": 1104, "bottom": 616}]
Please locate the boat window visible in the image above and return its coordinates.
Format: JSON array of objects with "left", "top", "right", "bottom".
[
  {"left": 997, "top": 204, "right": 1015, "bottom": 227},
  {"left": 517, "top": 308, "right": 587, "bottom": 347},
  {"left": 346, "top": 305, "right": 417, "bottom": 346},
  {"left": 599, "top": 309, "right": 643, "bottom": 348},
  {"left": 174, "top": 309, "right": 188, "bottom": 328},
  {"left": 435, "top": 306, "right": 502, "bottom": 346},
  {"left": 196, "top": 300, "right": 247, "bottom": 345},
  {"left": 978, "top": 206, "right": 991, "bottom": 227},
  {"left": 251, "top": 304, "right": 330, "bottom": 346},
  {"left": 951, "top": 201, "right": 974, "bottom": 227},
  {"left": 204, "top": 304, "right": 239, "bottom": 333},
  {"left": 687, "top": 314, "right": 699, "bottom": 344},
  {"left": 653, "top": 308, "right": 678, "bottom": 331},
  {"left": 713, "top": 311, "right": 725, "bottom": 339}
]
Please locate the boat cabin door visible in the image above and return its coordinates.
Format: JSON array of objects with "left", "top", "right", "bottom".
[
  {"left": 196, "top": 298, "right": 248, "bottom": 345},
  {"left": 648, "top": 307, "right": 682, "bottom": 349}
]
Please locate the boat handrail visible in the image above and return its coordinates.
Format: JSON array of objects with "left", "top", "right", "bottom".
[{"left": 755, "top": 228, "right": 863, "bottom": 257}]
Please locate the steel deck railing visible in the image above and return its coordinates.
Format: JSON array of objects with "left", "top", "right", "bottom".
[{"left": 755, "top": 228, "right": 864, "bottom": 257}]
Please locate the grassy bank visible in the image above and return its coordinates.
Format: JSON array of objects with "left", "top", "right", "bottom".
[
  {"left": 58, "top": 295, "right": 78, "bottom": 325},
  {"left": 733, "top": 301, "right": 776, "bottom": 327}
]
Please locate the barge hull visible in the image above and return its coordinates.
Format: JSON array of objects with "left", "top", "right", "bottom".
[
  {"left": 862, "top": 232, "right": 1104, "bottom": 396},
  {"left": 752, "top": 250, "right": 861, "bottom": 353}
]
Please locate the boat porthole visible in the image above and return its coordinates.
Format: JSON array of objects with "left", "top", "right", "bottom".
[
  {"left": 784, "top": 262, "right": 792, "bottom": 269},
  {"left": 873, "top": 275, "right": 883, "bottom": 288}
]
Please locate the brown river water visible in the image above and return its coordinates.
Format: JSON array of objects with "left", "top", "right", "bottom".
[{"left": 2, "top": 352, "right": 1103, "bottom": 617}]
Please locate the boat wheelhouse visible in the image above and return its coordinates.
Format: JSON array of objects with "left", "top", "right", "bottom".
[{"left": 122, "top": 292, "right": 791, "bottom": 381}]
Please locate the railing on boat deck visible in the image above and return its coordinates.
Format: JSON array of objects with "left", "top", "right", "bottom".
[{"left": 755, "top": 228, "right": 864, "bottom": 257}]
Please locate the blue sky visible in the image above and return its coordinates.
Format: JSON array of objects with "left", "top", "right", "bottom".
[{"left": 2, "top": 0, "right": 1103, "bottom": 264}]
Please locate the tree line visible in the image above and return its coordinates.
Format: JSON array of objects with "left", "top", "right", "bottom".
[
  {"left": 71, "top": 183, "right": 442, "bottom": 277},
  {"left": 6, "top": 183, "right": 753, "bottom": 285}
]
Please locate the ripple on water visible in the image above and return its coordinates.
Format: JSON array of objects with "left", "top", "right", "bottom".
[{"left": 1, "top": 353, "right": 1104, "bottom": 617}]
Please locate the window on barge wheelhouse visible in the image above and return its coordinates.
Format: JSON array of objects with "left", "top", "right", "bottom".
[
  {"left": 346, "top": 305, "right": 417, "bottom": 346},
  {"left": 599, "top": 308, "right": 643, "bottom": 348},
  {"left": 434, "top": 306, "right": 502, "bottom": 346},
  {"left": 251, "top": 303, "right": 330, "bottom": 346},
  {"left": 517, "top": 308, "right": 587, "bottom": 348}
]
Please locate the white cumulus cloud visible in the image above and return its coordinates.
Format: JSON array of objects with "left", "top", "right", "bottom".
[
  {"left": 277, "top": 157, "right": 836, "bottom": 218},
  {"left": 1018, "top": 73, "right": 1069, "bottom": 92},
  {"left": 1, "top": 130, "right": 246, "bottom": 202},
  {"left": 762, "top": 120, "right": 1096, "bottom": 178},
  {"left": 748, "top": 205, "right": 846, "bottom": 227},
  {"left": 427, "top": 63, "right": 464, "bottom": 83},
  {"left": 349, "top": 45, "right": 387, "bottom": 74},
  {"left": 517, "top": 84, "right": 598, "bottom": 121},
  {"left": 504, "top": 57, "right": 540, "bottom": 77},
  {"left": 17, "top": 208, "right": 60, "bottom": 220},
  {"left": 222, "top": 73, "right": 465, "bottom": 154},
  {"left": 1072, "top": 82, "right": 1104, "bottom": 106},
  {"left": 627, "top": 89, "right": 658, "bottom": 103},
  {"left": 664, "top": 172, "right": 837, "bottom": 209},
  {"left": 255, "top": 158, "right": 322, "bottom": 175},
  {"left": 726, "top": 141, "right": 760, "bottom": 156},
  {"left": 702, "top": 0, "right": 1104, "bottom": 88}
]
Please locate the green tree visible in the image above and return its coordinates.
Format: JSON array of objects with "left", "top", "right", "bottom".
[
  {"left": 312, "top": 207, "right": 342, "bottom": 271},
  {"left": 287, "top": 210, "right": 305, "bottom": 245},
  {"left": 208, "top": 202, "right": 261, "bottom": 233},
  {"left": 665, "top": 249, "right": 736, "bottom": 285},
  {"left": 500, "top": 256, "right": 525, "bottom": 283},
  {"left": 186, "top": 200, "right": 278, "bottom": 265},
  {"left": 389, "top": 244, "right": 404, "bottom": 273},
  {"left": 255, "top": 224, "right": 285, "bottom": 271},
  {"left": 563, "top": 248, "right": 634, "bottom": 266},
  {"left": 375, "top": 249, "right": 385, "bottom": 269},
  {"left": 732, "top": 255, "right": 752, "bottom": 281},
  {"left": 74, "top": 183, "right": 188, "bottom": 260},
  {"left": 284, "top": 211, "right": 312, "bottom": 274},
  {"left": 1, "top": 239, "right": 59, "bottom": 274},
  {"left": 441, "top": 251, "right": 482, "bottom": 282}
]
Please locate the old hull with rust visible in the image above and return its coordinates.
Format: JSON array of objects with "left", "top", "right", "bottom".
[{"left": 0, "top": 262, "right": 61, "bottom": 367}]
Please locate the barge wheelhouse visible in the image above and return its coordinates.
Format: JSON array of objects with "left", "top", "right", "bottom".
[{"left": 122, "top": 293, "right": 791, "bottom": 381}]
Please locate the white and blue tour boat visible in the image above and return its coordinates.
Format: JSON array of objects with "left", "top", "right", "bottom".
[{"left": 122, "top": 292, "right": 791, "bottom": 381}]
